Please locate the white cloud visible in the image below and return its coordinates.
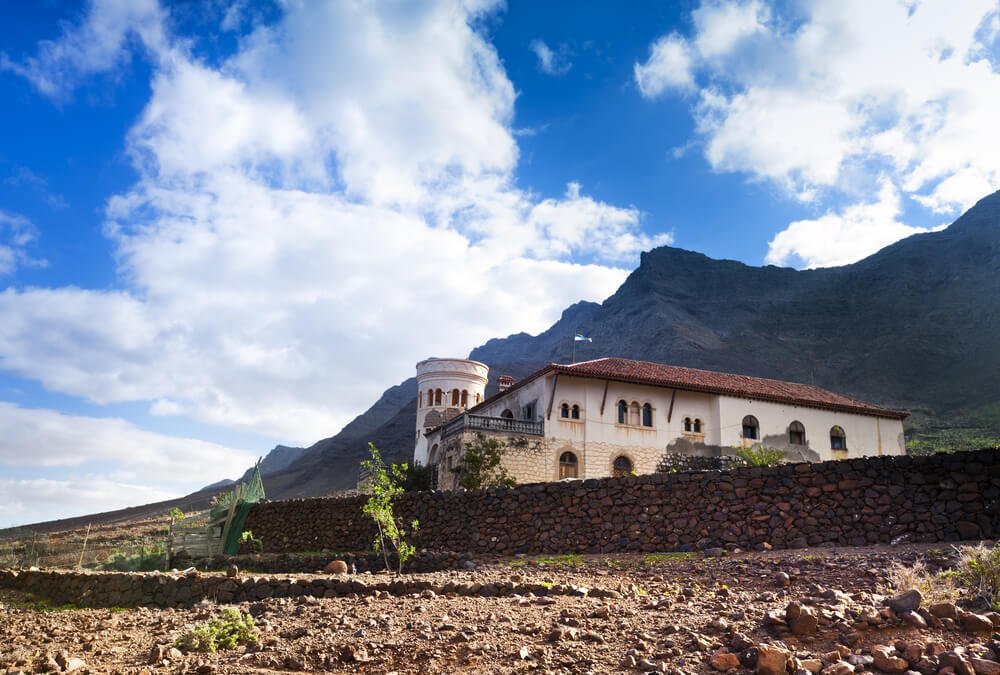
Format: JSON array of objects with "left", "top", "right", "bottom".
[
  {"left": 638, "top": 0, "right": 1000, "bottom": 264},
  {"left": 0, "top": 401, "right": 256, "bottom": 526},
  {"left": 0, "top": 0, "right": 166, "bottom": 101},
  {"left": 0, "top": 1, "right": 659, "bottom": 449},
  {"left": 691, "top": 0, "right": 768, "bottom": 58},
  {"left": 634, "top": 33, "right": 696, "bottom": 97},
  {"left": 0, "top": 209, "right": 46, "bottom": 275},
  {"left": 529, "top": 39, "right": 571, "bottom": 75},
  {"left": 765, "top": 179, "right": 945, "bottom": 268},
  {"left": 0, "top": 478, "right": 176, "bottom": 528}
]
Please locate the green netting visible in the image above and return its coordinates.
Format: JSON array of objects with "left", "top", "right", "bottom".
[{"left": 212, "top": 463, "right": 265, "bottom": 555}]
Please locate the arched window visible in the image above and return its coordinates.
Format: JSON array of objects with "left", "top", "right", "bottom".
[
  {"left": 742, "top": 415, "right": 759, "bottom": 440},
  {"left": 612, "top": 455, "right": 633, "bottom": 477},
  {"left": 617, "top": 400, "right": 628, "bottom": 424},
  {"left": 629, "top": 401, "right": 641, "bottom": 426},
  {"left": 683, "top": 417, "right": 692, "bottom": 432},
  {"left": 559, "top": 451, "right": 579, "bottom": 479},
  {"left": 789, "top": 421, "right": 805, "bottom": 445},
  {"left": 560, "top": 403, "right": 570, "bottom": 418},
  {"left": 830, "top": 426, "right": 846, "bottom": 450},
  {"left": 461, "top": 390, "right": 468, "bottom": 407},
  {"left": 434, "top": 389, "right": 442, "bottom": 406},
  {"left": 500, "top": 409, "right": 514, "bottom": 419},
  {"left": 475, "top": 393, "right": 481, "bottom": 404},
  {"left": 451, "top": 389, "right": 460, "bottom": 406},
  {"left": 694, "top": 418, "right": 702, "bottom": 433},
  {"left": 426, "top": 390, "right": 433, "bottom": 407},
  {"left": 571, "top": 404, "right": 580, "bottom": 419},
  {"left": 641, "top": 403, "right": 653, "bottom": 427}
]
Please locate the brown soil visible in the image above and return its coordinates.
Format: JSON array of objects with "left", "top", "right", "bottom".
[{"left": 2, "top": 540, "right": 997, "bottom": 674}]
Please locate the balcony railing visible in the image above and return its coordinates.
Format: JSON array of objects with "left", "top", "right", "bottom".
[{"left": 441, "top": 413, "right": 544, "bottom": 439}]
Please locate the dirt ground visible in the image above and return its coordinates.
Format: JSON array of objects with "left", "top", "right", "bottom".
[{"left": 2, "top": 542, "right": 998, "bottom": 674}]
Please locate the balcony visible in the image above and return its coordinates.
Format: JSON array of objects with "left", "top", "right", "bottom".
[{"left": 441, "top": 413, "right": 544, "bottom": 439}]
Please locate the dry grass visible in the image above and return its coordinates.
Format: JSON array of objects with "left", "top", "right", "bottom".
[
  {"left": 884, "top": 559, "right": 959, "bottom": 605},
  {"left": 885, "top": 543, "right": 1000, "bottom": 610}
]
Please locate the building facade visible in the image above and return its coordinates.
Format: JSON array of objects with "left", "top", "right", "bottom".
[{"left": 416, "top": 357, "right": 908, "bottom": 490}]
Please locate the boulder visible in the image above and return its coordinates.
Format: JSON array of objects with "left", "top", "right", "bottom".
[
  {"left": 757, "top": 644, "right": 791, "bottom": 675},
  {"left": 872, "top": 645, "right": 909, "bottom": 674},
  {"left": 889, "top": 589, "right": 923, "bottom": 614},
  {"left": 324, "top": 560, "right": 349, "bottom": 575}
]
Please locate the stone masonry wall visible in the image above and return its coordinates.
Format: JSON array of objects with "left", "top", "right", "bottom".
[{"left": 243, "top": 448, "right": 1000, "bottom": 556}]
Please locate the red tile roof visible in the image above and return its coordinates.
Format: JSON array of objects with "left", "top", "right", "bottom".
[{"left": 547, "top": 357, "right": 908, "bottom": 419}]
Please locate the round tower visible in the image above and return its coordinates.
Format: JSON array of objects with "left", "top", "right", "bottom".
[{"left": 413, "top": 357, "right": 489, "bottom": 465}]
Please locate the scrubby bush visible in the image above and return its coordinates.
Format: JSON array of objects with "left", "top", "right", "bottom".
[
  {"left": 175, "top": 609, "right": 258, "bottom": 652},
  {"left": 101, "top": 543, "right": 167, "bottom": 572},
  {"left": 734, "top": 446, "right": 785, "bottom": 467},
  {"left": 885, "top": 543, "right": 1000, "bottom": 611}
]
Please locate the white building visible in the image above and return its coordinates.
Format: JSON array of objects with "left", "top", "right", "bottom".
[{"left": 415, "top": 356, "right": 908, "bottom": 489}]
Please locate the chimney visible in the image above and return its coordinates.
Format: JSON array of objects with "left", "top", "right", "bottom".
[{"left": 498, "top": 375, "right": 515, "bottom": 392}]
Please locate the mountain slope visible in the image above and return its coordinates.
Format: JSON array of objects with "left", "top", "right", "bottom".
[{"left": 263, "top": 190, "right": 1000, "bottom": 497}]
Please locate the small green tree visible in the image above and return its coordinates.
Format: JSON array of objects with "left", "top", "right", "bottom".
[
  {"left": 168, "top": 507, "right": 184, "bottom": 522},
  {"left": 452, "top": 433, "right": 516, "bottom": 490},
  {"left": 360, "top": 443, "right": 418, "bottom": 574},
  {"left": 734, "top": 445, "right": 785, "bottom": 467}
]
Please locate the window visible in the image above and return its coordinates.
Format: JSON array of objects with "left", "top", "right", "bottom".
[
  {"left": 560, "top": 403, "right": 570, "bottom": 418},
  {"left": 475, "top": 393, "right": 481, "bottom": 404},
  {"left": 618, "top": 399, "right": 628, "bottom": 424},
  {"left": 630, "top": 401, "right": 641, "bottom": 426},
  {"left": 461, "top": 390, "right": 468, "bottom": 407},
  {"left": 693, "top": 418, "right": 702, "bottom": 433},
  {"left": 425, "top": 390, "right": 432, "bottom": 407},
  {"left": 523, "top": 402, "right": 535, "bottom": 420},
  {"left": 742, "top": 415, "right": 759, "bottom": 440},
  {"left": 559, "top": 451, "right": 579, "bottom": 479},
  {"left": 789, "top": 421, "right": 805, "bottom": 445},
  {"left": 683, "top": 417, "right": 692, "bottom": 432},
  {"left": 571, "top": 404, "right": 580, "bottom": 420},
  {"left": 451, "top": 389, "right": 460, "bottom": 406},
  {"left": 830, "top": 426, "right": 846, "bottom": 450},
  {"left": 642, "top": 403, "right": 653, "bottom": 427},
  {"left": 612, "top": 455, "right": 633, "bottom": 477},
  {"left": 500, "top": 409, "right": 514, "bottom": 419},
  {"left": 434, "top": 389, "right": 442, "bottom": 406}
]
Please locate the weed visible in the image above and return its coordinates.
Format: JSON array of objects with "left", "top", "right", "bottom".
[
  {"left": 360, "top": 443, "right": 418, "bottom": 574},
  {"left": 643, "top": 552, "right": 695, "bottom": 565},
  {"left": 239, "top": 530, "right": 263, "bottom": 554},
  {"left": 175, "top": 609, "right": 258, "bottom": 653},
  {"left": 884, "top": 559, "right": 958, "bottom": 605},
  {"left": 954, "top": 543, "right": 1000, "bottom": 610},
  {"left": 101, "top": 543, "right": 167, "bottom": 572},
  {"left": 534, "top": 554, "right": 584, "bottom": 568}
]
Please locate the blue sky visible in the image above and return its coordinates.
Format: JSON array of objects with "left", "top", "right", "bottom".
[{"left": 1, "top": 0, "right": 998, "bottom": 526}]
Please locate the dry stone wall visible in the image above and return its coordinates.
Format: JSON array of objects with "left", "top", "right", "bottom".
[{"left": 244, "top": 448, "right": 1000, "bottom": 556}]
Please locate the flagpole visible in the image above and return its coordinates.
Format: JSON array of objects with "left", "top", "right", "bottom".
[{"left": 572, "top": 331, "right": 576, "bottom": 363}]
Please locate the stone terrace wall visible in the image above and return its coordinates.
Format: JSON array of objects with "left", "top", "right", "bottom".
[{"left": 244, "top": 448, "right": 1000, "bottom": 556}]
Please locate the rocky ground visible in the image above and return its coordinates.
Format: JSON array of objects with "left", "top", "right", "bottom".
[{"left": 2, "top": 543, "right": 999, "bottom": 674}]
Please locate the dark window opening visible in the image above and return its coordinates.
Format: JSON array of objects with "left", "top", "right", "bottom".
[
  {"left": 789, "top": 421, "right": 806, "bottom": 445},
  {"left": 830, "top": 426, "right": 846, "bottom": 450},
  {"left": 560, "top": 403, "right": 570, "bottom": 418},
  {"left": 617, "top": 400, "right": 628, "bottom": 424},
  {"left": 612, "top": 455, "right": 633, "bottom": 477},
  {"left": 571, "top": 404, "right": 580, "bottom": 419},
  {"left": 642, "top": 403, "right": 653, "bottom": 427},
  {"left": 742, "top": 415, "right": 759, "bottom": 440},
  {"left": 559, "top": 451, "right": 579, "bottom": 479}
]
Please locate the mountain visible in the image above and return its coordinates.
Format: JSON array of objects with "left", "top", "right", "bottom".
[{"left": 258, "top": 190, "right": 1000, "bottom": 497}]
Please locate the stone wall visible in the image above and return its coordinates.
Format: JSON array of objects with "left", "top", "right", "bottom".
[
  {"left": 0, "top": 568, "right": 597, "bottom": 609},
  {"left": 244, "top": 448, "right": 1000, "bottom": 556}
]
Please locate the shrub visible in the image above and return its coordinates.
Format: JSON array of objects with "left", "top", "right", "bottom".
[
  {"left": 452, "top": 433, "right": 516, "bottom": 490},
  {"left": 239, "top": 530, "right": 263, "bottom": 554},
  {"left": 175, "top": 609, "right": 258, "bottom": 652},
  {"left": 734, "top": 446, "right": 785, "bottom": 467},
  {"left": 954, "top": 543, "right": 1000, "bottom": 610},
  {"left": 360, "top": 443, "right": 419, "bottom": 574},
  {"left": 102, "top": 543, "right": 167, "bottom": 572},
  {"left": 884, "top": 560, "right": 958, "bottom": 605}
]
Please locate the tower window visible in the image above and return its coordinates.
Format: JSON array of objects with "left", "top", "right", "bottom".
[
  {"left": 693, "top": 418, "right": 702, "bottom": 433},
  {"left": 461, "top": 389, "right": 468, "bottom": 407},
  {"left": 434, "top": 389, "right": 442, "bottom": 406},
  {"left": 451, "top": 389, "right": 460, "bottom": 406},
  {"left": 683, "top": 417, "right": 692, "bottom": 432}
]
